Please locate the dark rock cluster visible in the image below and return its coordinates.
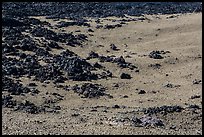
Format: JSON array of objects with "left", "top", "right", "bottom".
[
  {"left": 2, "top": 76, "right": 39, "bottom": 95},
  {"left": 149, "top": 51, "right": 164, "bottom": 59},
  {"left": 52, "top": 50, "right": 98, "bottom": 81},
  {"left": 31, "top": 26, "right": 88, "bottom": 46},
  {"left": 72, "top": 83, "right": 107, "bottom": 98},
  {"left": 142, "top": 105, "right": 184, "bottom": 115},
  {"left": 3, "top": 2, "right": 202, "bottom": 19},
  {"left": 131, "top": 115, "right": 164, "bottom": 127},
  {"left": 87, "top": 51, "right": 137, "bottom": 70},
  {"left": 104, "top": 24, "right": 122, "bottom": 29},
  {"left": 193, "top": 79, "right": 202, "bottom": 84},
  {"left": 2, "top": 95, "right": 17, "bottom": 108},
  {"left": 56, "top": 20, "right": 90, "bottom": 28},
  {"left": 149, "top": 50, "right": 171, "bottom": 59}
]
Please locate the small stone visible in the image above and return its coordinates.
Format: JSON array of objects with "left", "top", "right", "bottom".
[
  {"left": 110, "top": 44, "right": 119, "bottom": 51},
  {"left": 135, "top": 70, "right": 139, "bottom": 72},
  {"left": 123, "top": 95, "right": 128, "bottom": 98},
  {"left": 71, "top": 113, "right": 80, "bottom": 117},
  {"left": 138, "top": 90, "right": 146, "bottom": 94},
  {"left": 28, "top": 83, "right": 37, "bottom": 87},
  {"left": 112, "top": 105, "right": 120, "bottom": 109},
  {"left": 193, "top": 79, "right": 202, "bottom": 84},
  {"left": 170, "top": 125, "right": 176, "bottom": 130},
  {"left": 149, "top": 51, "right": 164, "bottom": 59},
  {"left": 113, "top": 83, "right": 119, "bottom": 87},
  {"left": 190, "top": 95, "right": 201, "bottom": 99},
  {"left": 88, "top": 28, "right": 94, "bottom": 32}
]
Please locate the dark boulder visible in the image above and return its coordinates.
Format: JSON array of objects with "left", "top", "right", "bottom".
[{"left": 120, "top": 73, "right": 131, "bottom": 79}]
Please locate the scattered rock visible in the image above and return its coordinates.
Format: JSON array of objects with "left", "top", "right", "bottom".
[
  {"left": 193, "top": 79, "right": 202, "bottom": 84},
  {"left": 142, "top": 105, "right": 183, "bottom": 115},
  {"left": 190, "top": 95, "right": 201, "bottom": 99}
]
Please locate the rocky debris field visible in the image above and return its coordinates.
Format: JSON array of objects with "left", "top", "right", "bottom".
[
  {"left": 2, "top": 2, "right": 202, "bottom": 135},
  {"left": 2, "top": 2, "right": 202, "bottom": 19}
]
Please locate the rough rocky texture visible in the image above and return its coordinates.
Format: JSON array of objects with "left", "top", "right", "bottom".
[
  {"left": 2, "top": 2, "right": 202, "bottom": 19},
  {"left": 2, "top": 2, "right": 202, "bottom": 135},
  {"left": 142, "top": 105, "right": 184, "bottom": 115},
  {"left": 72, "top": 83, "right": 107, "bottom": 98}
]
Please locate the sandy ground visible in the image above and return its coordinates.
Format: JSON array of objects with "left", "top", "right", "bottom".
[{"left": 2, "top": 12, "right": 202, "bottom": 135}]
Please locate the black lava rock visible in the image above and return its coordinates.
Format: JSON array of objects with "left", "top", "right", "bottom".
[
  {"left": 98, "top": 70, "right": 113, "bottom": 79},
  {"left": 2, "top": 17, "right": 27, "bottom": 27},
  {"left": 72, "top": 83, "right": 106, "bottom": 98},
  {"left": 120, "top": 73, "right": 131, "bottom": 79},
  {"left": 86, "top": 51, "right": 99, "bottom": 60},
  {"left": 140, "top": 115, "right": 164, "bottom": 127},
  {"left": 34, "top": 64, "right": 63, "bottom": 82},
  {"left": 28, "top": 83, "right": 37, "bottom": 87},
  {"left": 88, "top": 28, "right": 94, "bottom": 32},
  {"left": 190, "top": 95, "right": 201, "bottom": 99},
  {"left": 112, "top": 104, "right": 120, "bottom": 108},
  {"left": 114, "top": 56, "right": 137, "bottom": 70},
  {"left": 104, "top": 24, "right": 122, "bottom": 29},
  {"left": 2, "top": 95, "right": 16, "bottom": 108},
  {"left": 188, "top": 104, "right": 201, "bottom": 109},
  {"left": 131, "top": 116, "right": 143, "bottom": 127},
  {"left": 149, "top": 51, "right": 164, "bottom": 59},
  {"left": 193, "top": 79, "right": 202, "bottom": 84},
  {"left": 2, "top": 76, "right": 35, "bottom": 95},
  {"left": 148, "top": 63, "right": 161, "bottom": 69},
  {"left": 93, "top": 62, "right": 103, "bottom": 69},
  {"left": 138, "top": 90, "right": 146, "bottom": 94},
  {"left": 47, "top": 41, "right": 63, "bottom": 49},
  {"left": 56, "top": 20, "right": 90, "bottom": 28},
  {"left": 3, "top": 3, "right": 202, "bottom": 20},
  {"left": 14, "top": 100, "right": 41, "bottom": 114},
  {"left": 142, "top": 105, "right": 183, "bottom": 115},
  {"left": 99, "top": 55, "right": 114, "bottom": 62},
  {"left": 19, "top": 36, "right": 38, "bottom": 51},
  {"left": 110, "top": 44, "right": 119, "bottom": 51}
]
